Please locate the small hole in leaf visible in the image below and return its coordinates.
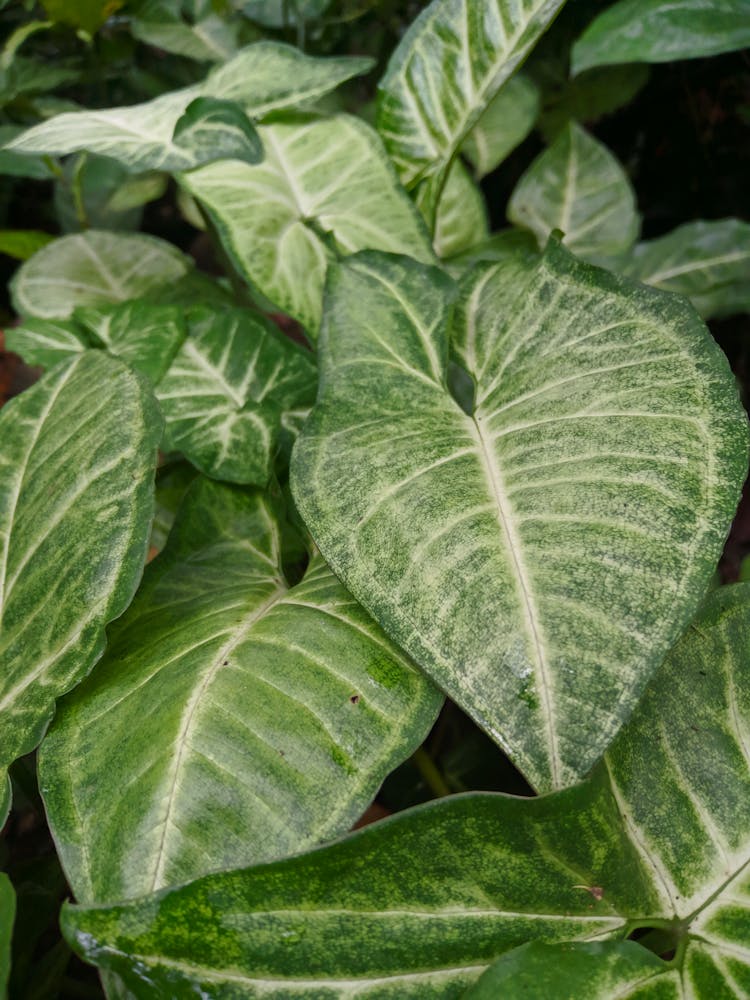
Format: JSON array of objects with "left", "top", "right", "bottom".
[
  {"left": 349, "top": 694, "right": 360, "bottom": 705},
  {"left": 448, "top": 361, "right": 475, "bottom": 416}
]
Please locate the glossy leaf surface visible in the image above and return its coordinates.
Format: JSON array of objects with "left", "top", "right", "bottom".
[
  {"left": 377, "top": 0, "right": 566, "bottom": 225},
  {"left": 463, "top": 941, "right": 673, "bottom": 998},
  {"left": 156, "top": 308, "right": 317, "bottom": 484},
  {"left": 10, "top": 231, "right": 191, "bottom": 319},
  {"left": 181, "top": 114, "right": 433, "bottom": 336},
  {"left": 571, "top": 0, "right": 750, "bottom": 76},
  {"left": 4, "top": 43, "right": 372, "bottom": 173},
  {"left": 60, "top": 584, "right": 750, "bottom": 997},
  {"left": 507, "top": 121, "right": 639, "bottom": 263},
  {"left": 0, "top": 874, "right": 13, "bottom": 999},
  {"left": 623, "top": 219, "right": 750, "bottom": 320},
  {"left": 461, "top": 74, "right": 540, "bottom": 180},
  {"left": 0, "top": 352, "right": 161, "bottom": 775},
  {"left": 40, "top": 478, "right": 442, "bottom": 901},
  {"left": 172, "top": 97, "right": 263, "bottom": 168},
  {"left": 292, "top": 243, "right": 747, "bottom": 790}
]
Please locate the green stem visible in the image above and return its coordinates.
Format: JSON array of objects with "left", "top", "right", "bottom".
[{"left": 412, "top": 747, "right": 451, "bottom": 798}]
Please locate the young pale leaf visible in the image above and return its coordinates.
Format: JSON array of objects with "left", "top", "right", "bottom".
[
  {"left": 571, "top": 0, "right": 750, "bottom": 76},
  {"left": 180, "top": 115, "right": 434, "bottom": 336},
  {"left": 5, "top": 318, "right": 89, "bottom": 369},
  {"left": 172, "top": 98, "right": 263, "bottom": 168},
  {"left": 57, "top": 582, "right": 750, "bottom": 997},
  {"left": 4, "top": 43, "right": 372, "bottom": 173},
  {"left": 376, "top": 0, "right": 566, "bottom": 226},
  {"left": 156, "top": 307, "right": 317, "bottom": 484},
  {"left": 0, "top": 125, "right": 55, "bottom": 179},
  {"left": 507, "top": 121, "right": 639, "bottom": 264},
  {"left": 292, "top": 243, "right": 747, "bottom": 791},
  {"left": 463, "top": 941, "right": 673, "bottom": 998},
  {"left": 10, "top": 230, "right": 192, "bottom": 319},
  {"left": 623, "top": 219, "right": 750, "bottom": 320},
  {"left": 461, "top": 74, "right": 540, "bottom": 180},
  {"left": 75, "top": 301, "right": 186, "bottom": 383},
  {"left": 40, "top": 478, "right": 442, "bottom": 902},
  {"left": 0, "top": 352, "right": 161, "bottom": 777},
  {"left": 429, "top": 159, "right": 489, "bottom": 259},
  {"left": 0, "top": 874, "right": 13, "bottom": 998}
]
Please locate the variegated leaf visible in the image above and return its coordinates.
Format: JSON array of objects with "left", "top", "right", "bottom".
[
  {"left": 180, "top": 114, "right": 433, "bottom": 337},
  {"left": 462, "top": 74, "right": 540, "bottom": 179},
  {"left": 172, "top": 97, "right": 263, "bottom": 168},
  {"left": 292, "top": 243, "right": 747, "bottom": 791},
  {"left": 428, "top": 159, "right": 489, "bottom": 258},
  {"left": 75, "top": 301, "right": 186, "bottom": 383},
  {"left": 156, "top": 307, "right": 317, "bottom": 484},
  {"left": 39, "top": 478, "right": 442, "bottom": 901}
]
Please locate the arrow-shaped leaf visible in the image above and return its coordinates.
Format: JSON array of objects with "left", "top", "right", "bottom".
[
  {"left": 292, "top": 242, "right": 747, "bottom": 790},
  {"left": 0, "top": 352, "right": 161, "bottom": 778},
  {"left": 40, "top": 477, "right": 442, "bottom": 902}
]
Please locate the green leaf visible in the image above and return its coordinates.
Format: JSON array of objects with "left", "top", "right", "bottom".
[
  {"left": 571, "top": 0, "right": 750, "bottom": 76},
  {"left": 538, "top": 64, "right": 650, "bottom": 144},
  {"left": 41, "top": 0, "right": 123, "bottom": 34},
  {"left": 54, "top": 154, "right": 142, "bottom": 234},
  {"left": 429, "top": 159, "right": 488, "bottom": 259},
  {"left": 0, "top": 57, "right": 80, "bottom": 107},
  {"left": 376, "top": 0, "right": 567, "bottom": 226},
  {"left": 10, "top": 230, "right": 192, "bottom": 320},
  {"left": 291, "top": 243, "right": 747, "bottom": 791},
  {"left": 150, "top": 461, "right": 197, "bottom": 555},
  {"left": 180, "top": 114, "right": 434, "bottom": 336},
  {"left": 132, "top": 12, "right": 240, "bottom": 62},
  {"left": 0, "top": 874, "right": 13, "bottom": 999},
  {"left": 0, "top": 775, "right": 8, "bottom": 829},
  {"left": 463, "top": 941, "right": 672, "bottom": 998},
  {"left": 75, "top": 300, "right": 187, "bottom": 382},
  {"left": 445, "top": 228, "right": 539, "bottom": 276},
  {"left": 242, "top": 0, "right": 330, "bottom": 29},
  {"left": 461, "top": 75, "right": 540, "bottom": 180},
  {"left": 622, "top": 219, "right": 750, "bottom": 320},
  {"left": 0, "top": 126, "right": 55, "bottom": 180},
  {"left": 0, "top": 352, "right": 161, "bottom": 777},
  {"left": 156, "top": 307, "right": 317, "bottom": 484},
  {"left": 173, "top": 97, "right": 263, "bottom": 168},
  {"left": 40, "top": 477, "right": 442, "bottom": 902},
  {"left": 0, "top": 231, "right": 54, "bottom": 261},
  {"left": 507, "top": 121, "right": 639, "bottom": 264},
  {"left": 4, "top": 43, "right": 373, "bottom": 173},
  {"left": 104, "top": 172, "right": 168, "bottom": 214},
  {"left": 57, "top": 581, "right": 750, "bottom": 996},
  {"left": 4, "top": 318, "right": 89, "bottom": 369}
]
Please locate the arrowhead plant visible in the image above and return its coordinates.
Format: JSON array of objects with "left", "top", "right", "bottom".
[{"left": 1, "top": 0, "right": 749, "bottom": 996}]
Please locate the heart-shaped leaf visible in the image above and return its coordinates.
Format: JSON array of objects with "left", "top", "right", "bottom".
[
  {"left": 292, "top": 243, "right": 747, "bottom": 790},
  {"left": 4, "top": 43, "right": 372, "bottom": 173},
  {"left": 40, "top": 477, "right": 441, "bottom": 902},
  {"left": 623, "top": 219, "right": 750, "bottom": 320},
  {"left": 0, "top": 352, "right": 161, "bottom": 778},
  {"left": 10, "top": 231, "right": 192, "bottom": 319},
  {"left": 180, "top": 114, "right": 434, "bottom": 336},
  {"left": 507, "top": 121, "right": 639, "bottom": 264},
  {"left": 60, "top": 583, "right": 750, "bottom": 997},
  {"left": 155, "top": 307, "right": 317, "bottom": 484},
  {"left": 571, "top": 0, "right": 750, "bottom": 76},
  {"left": 377, "top": 0, "right": 566, "bottom": 226}
]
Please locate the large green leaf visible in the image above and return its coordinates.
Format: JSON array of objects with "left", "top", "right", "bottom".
[
  {"left": 5, "top": 318, "right": 89, "bottom": 369},
  {"left": 461, "top": 74, "right": 540, "bottom": 180},
  {"left": 58, "top": 583, "right": 750, "bottom": 997},
  {"left": 623, "top": 219, "right": 750, "bottom": 320},
  {"left": 292, "top": 243, "right": 747, "bottom": 791},
  {"left": 571, "top": 0, "right": 750, "bottom": 76},
  {"left": 0, "top": 352, "right": 161, "bottom": 778},
  {"left": 376, "top": 0, "right": 567, "bottom": 226},
  {"left": 507, "top": 121, "right": 639, "bottom": 264},
  {"left": 75, "top": 301, "right": 186, "bottom": 382},
  {"left": 156, "top": 307, "right": 317, "bottom": 484},
  {"left": 10, "top": 231, "right": 192, "bottom": 319},
  {"left": 180, "top": 114, "right": 434, "bottom": 336},
  {"left": 463, "top": 941, "right": 673, "bottom": 998},
  {"left": 0, "top": 874, "right": 13, "bottom": 1000},
  {"left": 39, "top": 477, "right": 442, "bottom": 902},
  {"left": 4, "top": 43, "right": 372, "bottom": 173}
]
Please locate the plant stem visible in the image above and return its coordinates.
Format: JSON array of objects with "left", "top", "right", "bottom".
[{"left": 412, "top": 747, "right": 451, "bottom": 798}]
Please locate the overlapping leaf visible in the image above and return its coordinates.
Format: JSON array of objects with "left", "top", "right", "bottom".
[
  {"left": 40, "top": 478, "right": 442, "bottom": 902},
  {"left": 429, "top": 159, "right": 488, "bottom": 258},
  {"left": 461, "top": 74, "right": 540, "bottom": 179},
  {"left": 75, "top": 301, "right": 186, "bottom": 382},
  {"left": 508, "top": 121, "right": 639, "bottom": 264},
  {"left": 59, "top": 583, "right": 750, "bottom": 997},
  {"left": 571, "top": 0, "right": 750, "bottom": 75},
  {"left": 131, "top": 6, "right": 240, "bottom": 62},
  {"left": 10, "top": 231, "right": 192, "bottom": 319},
  {"left": 156, "top": 307, "right": 317, "bottom": 483},
  {"left": 376, "top": 0, "right": 566, "bottom": 226},
  {"left": 4, "top": 318, "right": 87, "bottom": 369},
  {"left": 180, "top": 114, "right": 434, "bottom": 336},
  {"left": 292, "top": 243, "right": 747, "bottom": 791},
  {"left": 623, "top": 219, "right": 750, "bottom": 320},
  {"left": 0, "top": 352, "right": 161, "bottom": 778},
  {"left": 4, "top": 43, "right": 372, "bottom": 173}
]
